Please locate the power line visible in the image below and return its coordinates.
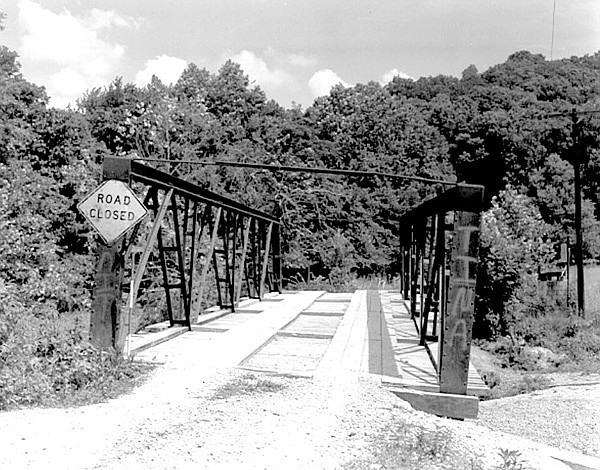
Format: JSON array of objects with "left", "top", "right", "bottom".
[{"left": 551, "top": 0, "right": 557, "bottom": 60}]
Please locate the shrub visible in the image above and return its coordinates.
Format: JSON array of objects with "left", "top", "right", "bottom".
[
  {"left": 475, "top": 188, "right": 555, "bottom": 339},
  {"left": 0, "top": 288, "right": 146, "bottom": 410}
]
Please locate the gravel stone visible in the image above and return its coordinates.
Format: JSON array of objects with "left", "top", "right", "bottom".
[{"left": 477, "top": 383, "right": 600, "bottom": 457}]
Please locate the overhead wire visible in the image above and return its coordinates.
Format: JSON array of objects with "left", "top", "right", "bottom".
[{"left": 551, "top": 0, "right": 557, "bottom": 60}]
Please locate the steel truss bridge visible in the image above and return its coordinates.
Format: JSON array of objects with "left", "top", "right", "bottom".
[{"left": 90, "top": 156, "right": 484, "bottom": 398}]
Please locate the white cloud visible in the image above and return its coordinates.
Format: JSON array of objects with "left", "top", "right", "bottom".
[
  {"left": 308, "top": 69, "right": 349, "bottom": 97},
  {"left": 86, "top": 9, "right": 142, "bottom": 30},
  {"left": 380, "top": 68, "right": 414, "bottom": 85},
  {"left": 134, "top": 55, "right": 188, "bottom": 87},
  {"left": 287, "top": 53, "right": 318, "bottom": 68},
  {"left": 228, "top": 50, "right": 293, "bottom": 88},
  {"left": 263, "top": 48, "right": 318, "bottom": 68},
  {"left": 17, "top": 0, "right": 140, "bottom": 108},
  {"left": 50, "top": 68, "right": 87, "bottom": 108}
]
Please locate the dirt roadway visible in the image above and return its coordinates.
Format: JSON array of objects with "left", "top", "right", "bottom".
[{"left": 1, "top": 363, "right": 595, "bottom": 470}]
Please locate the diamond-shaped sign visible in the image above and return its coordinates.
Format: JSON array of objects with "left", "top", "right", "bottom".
[{"left": 77, "top": 180, "right": 148, "bottom": 245}]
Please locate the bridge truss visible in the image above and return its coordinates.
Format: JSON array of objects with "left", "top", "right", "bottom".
[
  {"left": 90, "top": 155, "right": 485, "bottom": 399},
  {"left": 398, "top": 184, "right": 484, "bottom": 395},
  {"left": 90, "top": 157, "right": 282, "bottom": 351}
]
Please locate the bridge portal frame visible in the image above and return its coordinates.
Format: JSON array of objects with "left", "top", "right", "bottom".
[
  {"left": 89, "top": 157, "right": 282, "bottom": 352},
  {"left": 90, "top": 154, "right": 485, "bottom": 399},
  {"left": 398, "top": 184, "right": 484, "bottom": 395}
]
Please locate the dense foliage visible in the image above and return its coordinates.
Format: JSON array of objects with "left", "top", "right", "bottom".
[
  {"left": 2, "top": 28, "right": 600, "bottom": 406},
  {"left": 73, "top": 52, "right": 600, "bottom": 281}
]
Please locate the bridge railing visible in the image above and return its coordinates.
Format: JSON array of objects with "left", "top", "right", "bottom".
[
  {"left": 90, "top": 157, "right": 282, "bottom": 352},
  {"left": 398, "top": 184, "right": 484, "bottom": 395}
]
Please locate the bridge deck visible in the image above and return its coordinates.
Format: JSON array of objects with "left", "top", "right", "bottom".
[
  {"left": 381, "top": 292, "right": 489, "bottom": 397},
  {"left": 130, "top": 289, "right": 488, "bottom": 419}
]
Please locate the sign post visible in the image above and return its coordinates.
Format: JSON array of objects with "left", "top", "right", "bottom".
[
  {"left": 440, "top": 211, "right": 481, "bottom": 395},
  {"left": 78, "top": 158, "right": 148, "bottom": 351}
]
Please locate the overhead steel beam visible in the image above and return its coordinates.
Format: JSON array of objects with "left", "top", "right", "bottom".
[
  {"left": 104, "top": 158, "right": 280, "bottom": 225},
  {"left": 398, "top": 184, "right": 485, "bottom": 223}
]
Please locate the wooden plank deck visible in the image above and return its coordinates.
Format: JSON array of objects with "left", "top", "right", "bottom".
[
  {"left": 378, "top": 290, "right": 489, "bottom": 419},
  {"left": 133, "top": 290, "right": 325, "bottom": 367},
  {"left": 366, "top": 290, "right": 399, "bottom": 378},
  {"left": 380, "top": 291, "right": 489, "bottom": 397},
  {"left": 313, "top": 290, "right": 369, "bottom": 380},
  {"left": 131, "top": 289, "right": 488, "bottom": 419},
  {"left": 240, "top": 298, "right": 351, "bottom": 376}
]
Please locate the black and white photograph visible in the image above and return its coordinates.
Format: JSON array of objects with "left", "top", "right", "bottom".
[{"left": 0, "top": 1, "right": 599, "bottom": 468}]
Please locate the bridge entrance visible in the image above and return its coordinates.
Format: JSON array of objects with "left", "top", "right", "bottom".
[
  {"left": 89, "top": 157, "right": 282, "bottom": 352},
  {"left": 85, "top": 155, "right": 484, "bottom": 403}
]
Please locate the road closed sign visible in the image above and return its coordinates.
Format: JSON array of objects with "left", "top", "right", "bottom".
[{"left": 77, "top": 179, "right": 149, "bottom": 245}]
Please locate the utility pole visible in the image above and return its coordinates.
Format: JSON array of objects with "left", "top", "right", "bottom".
[
  {"left": 548, "top": 108, "right": 600, "bottom": 318},
  {"left": 570, "top": 109, "right": 586, "bottom": 318}
]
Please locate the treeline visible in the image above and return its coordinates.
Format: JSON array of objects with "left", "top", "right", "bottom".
[{"left": 2, "top": 40, "right": 600, "bottom": 405}]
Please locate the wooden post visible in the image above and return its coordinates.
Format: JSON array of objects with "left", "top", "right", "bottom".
[
  {"left": 90, "top": 243, "right": 125, "bottom": 351},
  {"left": 439, "top": 211, "right": 481, "bottom": 395},
  {"left": 90, "top": 157, "right": 130, "bottom": 351}
]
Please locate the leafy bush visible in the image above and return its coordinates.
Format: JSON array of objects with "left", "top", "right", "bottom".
[
  {"left": 344, "top": 421, "right": 485, "bottom": 470},
  {"left": 0, "top": 289, "right": 146, "bottom": 410},
  {"left": 476, "top": 188, "right": 555, "bottom": 338},
  {"left": 556, "top": 318, "right": 600, "bottom": 368},
  {"left": 495, "top": 449, "right": 530, "bottom": 470}
]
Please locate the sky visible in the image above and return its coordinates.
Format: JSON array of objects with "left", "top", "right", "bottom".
[{"left": 1, "top": 0, "right": 599, "bottom": 109}]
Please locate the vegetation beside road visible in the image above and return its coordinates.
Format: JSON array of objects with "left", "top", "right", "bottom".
[{"left": 471, "top": 265, "right": 600, "bottom": 399}]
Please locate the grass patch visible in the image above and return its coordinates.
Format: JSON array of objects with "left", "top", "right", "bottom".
[
  {"left": 495, "top": 449, "right": 532, "bottom": 470},
  {"left": 209, "top": 372, "right": 288, "bottom": 400},
  {"left": 285, "top": 274, "right": 401, "bottom": 293},
  {"left": 0, "top": 351, "right": 155, "bottom": 411},
  {"left": 472, "top": 343, "right": 555, "bottom": 399},
  {"left": 480, "top": 369, "right": 551, "bottom": 400},
  {"left": 343, "top": 420, "right": 485, "bottom": 470},
  {"left": 37, "top": 358, "right": 155, "bottom": 409}
]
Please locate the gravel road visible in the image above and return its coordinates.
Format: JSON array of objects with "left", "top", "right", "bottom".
[
  {"left": 1, "top": 360, "right": 593, "bottom": 470},
  {"left": 478, "top": 383, "right": 600, "bottom": 457}
]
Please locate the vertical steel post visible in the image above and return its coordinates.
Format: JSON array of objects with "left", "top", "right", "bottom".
[
  {"left": 273, "top": 223, "right": 283, "bottom": 293},
  {"left": 410, "top": 225, "right": 419, "bottom": 320},
  {"left": 196, "top": 206, "right": 222, "bottom": 316},
  {"left": 259, "top": 222, "right": 273, "bottom": 298},
  {"left": 234, "top": 217, "right": 251, "bottom": 305}
]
